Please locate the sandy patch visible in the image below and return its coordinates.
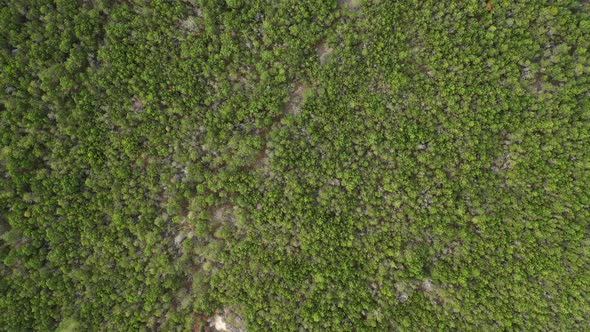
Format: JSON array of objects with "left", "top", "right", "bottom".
[
  {"left": 208, "top": 309, "right": 246, "bottom": 332},
  {"left": 179, "top": 16, "right": 198, "bottom": 32},
  {"left": 339, "top": 0, "right": 361, "bottom": 10},
  {"left": 285, "top": 84, "right": 308, "bottom": 115},
  {"left": 211, "top": 315, "right": 227, "bottom": 331},
  {"left": 491, "top": 153, "right": 514, "bottom": 172},
  {"left": 131, "top": 97, "right": 144, "bottom": 113},
  {"left": 317, "top": 41, "right": 334, "bottom": 64},
  {"left": 211, "top": 204, "right": 235, "bottom": 226}
]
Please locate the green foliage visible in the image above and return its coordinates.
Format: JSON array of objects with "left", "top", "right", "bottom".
[{"left": 1, "top": 0, "right": 589, "bottom": 330}]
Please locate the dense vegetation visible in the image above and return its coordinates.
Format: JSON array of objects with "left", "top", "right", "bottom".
[{"left": 1, "top": 0, "right": 589, "bottom": 330}]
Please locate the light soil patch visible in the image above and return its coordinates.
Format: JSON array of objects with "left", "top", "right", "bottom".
[
  {"left": 532, "top": 72, "right": 545, "bottom": 93},
  {"left": 285, "top": 84, "right": 309, "bottom": 115},
  {"left": 492, "top": 132, "right": 517, "bottom": 172},
  {"left": 211, "top": 315, "right": 227, "bottom": 331},
  {"left": 371, "top": 77, "right": 392, "bottom": 94},
  {"left": 421, "top": 279, "right": 434, "bottom": 292},
  {"left": 179, "top": 16, "right": 198, "bottom": 32},
  {"left": 212, "top": 204, "right": 235, "bottom": 224},
  {"left": 317, "top": 40, "right": 334, "bottom": 64},
  {"left": 339, "top": 0, "right": 361, "bottom": 10},
  {"left": 393, "top": 279, "right": 451, "bottom": 306},
  {"left": 208, "top": 308, "right": 246, "bottom": 332},
  {"left": 131, "top": 97, "right": 144, "bottom": 113},
  {"left": 253, "top": 148, "right": 270, "bottom": 172},
  {"left": 491, "top": 154, "right": 514, "bottom": 172}
]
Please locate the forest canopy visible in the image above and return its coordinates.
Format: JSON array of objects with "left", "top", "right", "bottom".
[{"left": 1, "top": 0, "right": 589, "bottom": 331}]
